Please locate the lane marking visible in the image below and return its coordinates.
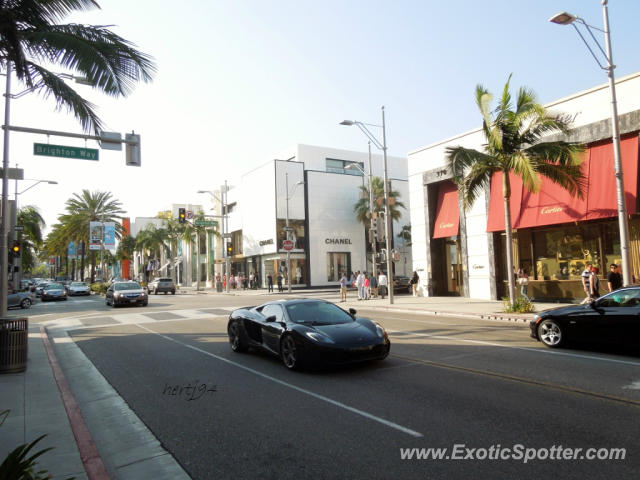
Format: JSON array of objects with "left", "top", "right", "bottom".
[{"left": 135, "top": 323, "right": 423, "bottom": 438}]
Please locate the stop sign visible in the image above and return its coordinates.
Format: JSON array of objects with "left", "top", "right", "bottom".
[{"left": 282, "top": 239, "right": 294, "bottom": 251}]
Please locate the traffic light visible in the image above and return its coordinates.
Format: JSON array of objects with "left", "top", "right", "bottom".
[
  {"left": 226, "top": 243, "right": 233, "bottom": 256},
  {"left": 178, "top": 208, "right": 186, "bottom": 223},
  {"left": 376, "top": 216, "right": 385, "bottom": 242},
  {"left": 12, "top": 241, "right": 20, "bottom": 257}
]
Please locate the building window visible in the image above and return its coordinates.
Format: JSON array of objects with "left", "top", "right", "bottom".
[
  {"left": 326, "top": 158, "right": 364, "bottom": 176},
  {"left": 327, "top": 252, "right": 351, "bottom": 282}
]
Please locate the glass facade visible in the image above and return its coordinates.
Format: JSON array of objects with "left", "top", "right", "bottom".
[
  {"left": 327, "top": 252, "right": 351, "bottom": 282},
  {"left": 326, "top": 158, "right": 364, "bottom": 175}
]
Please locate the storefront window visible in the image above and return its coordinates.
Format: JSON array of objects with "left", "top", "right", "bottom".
[
  {"left": 265, "top": 257, "right": 307, "bottom": 286},
  {"left": 327, "top": 252, "right": 351, "bottom": 282}
]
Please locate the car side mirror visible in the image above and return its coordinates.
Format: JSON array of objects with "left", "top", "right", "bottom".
[
  {"left": 349, "top": 308, "right": 357, "bottom": 316},
  {"left": 265, "top": 315, "right": 277, "bottom": 323}
]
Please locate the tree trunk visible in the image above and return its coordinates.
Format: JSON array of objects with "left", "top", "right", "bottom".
[{"left": 503, "top": 173, "right": 517, "bottom": 304}]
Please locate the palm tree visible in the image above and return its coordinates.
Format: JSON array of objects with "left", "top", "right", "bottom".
[
  {"left": 445, "top": 75, "right": 585, "bottom": 304},
  {"left": 353, "top": 177, "right": 405, "bottom": 225},
  {"left": 136, "top": 223, "right": 170, "bottom": 280},
  {"left": 0, "top": 0, "right": 156, "bottom": 134},
  {"left": 15, "top": 205, "right": 45, "bottom": 274},
  {"left": 56, "top": 190, "right": 125, "bottom": 282}
]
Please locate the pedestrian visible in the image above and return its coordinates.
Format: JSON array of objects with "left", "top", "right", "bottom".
[
  {"left": 370, "top": 274, "right": 378, "bottom": 298},
  {"left": 267, "top": 273, "right": 274, "bottom": 293},
  {"left": 410, "top": 271, "right": 419, "bottom": 297},
  {"left": 378, "top": 271, "right": 388, "bottom": 299},
  {"left": 607, "top": 263, "right": 622, "bottom": 292},
  {"left": 277, "top": 273, "right": 283, "bottom": 292},
  {"left": 364, "top": 273, "right": 371, "bottom": 300},
  {"left": 355, "top": 271, "right": 364, "bottom": 300},
  {"left": 590, "top": 265, "right": 601, "bottom": 299},
  {"left": 339, "top": 272, "right": 348, "bottom": 302},
  {"left": 580, "top": 262, "right": 593, "bottom": 304},
  {"left": 517, "top": 268, "right": 530, "bottom": 302},
  {"left": 249, "top": 272, "right": 254, "bottom": 289}
]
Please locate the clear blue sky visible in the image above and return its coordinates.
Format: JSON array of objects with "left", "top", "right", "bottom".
[{"left": 8, "top": 0, "right": 640, "bottom": 232}]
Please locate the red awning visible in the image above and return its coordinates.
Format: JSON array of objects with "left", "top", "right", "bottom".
[
  {"left": 432, "top": 181, "right": 460, "bottom": 238},
  {"left": 486, "top": 134, "right": 639, "bottom": 232}
]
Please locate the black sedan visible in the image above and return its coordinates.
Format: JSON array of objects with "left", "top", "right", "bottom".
[
  {"left": 530, "top": 287, "right": 640, "bottom": 348},
  {"left": 227, "top": 298, "right": 390, "bottom": 369},
  {"left": 41, "top": 282, "right": 67, "bottom": 301}
]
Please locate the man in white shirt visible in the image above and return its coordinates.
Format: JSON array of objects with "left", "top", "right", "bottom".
[
  {"left": 378, "top": 272, "right": 388, "bottom": 299},
  {"left": 355, "top": 271, "right": 365, "bottom": 300},
  {"left": 580, "top": 263, "right": 593, "bottom": 304}
]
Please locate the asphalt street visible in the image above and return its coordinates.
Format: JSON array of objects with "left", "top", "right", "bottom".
[{"left": 38, "top": 293, "right": 640, "bottom": 479}]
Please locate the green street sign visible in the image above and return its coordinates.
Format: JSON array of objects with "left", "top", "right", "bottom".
[
  {"left": 195, "top": 219, "right": 218, "bottom": 227},
  {"left": 34, "top": 143, "right": 99, "bottom": 160}
]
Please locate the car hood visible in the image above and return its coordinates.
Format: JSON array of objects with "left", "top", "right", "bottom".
[
  {"left": 536, "top": 304, "right": 591, "bottom": 318},
  {"left": 311, "top": 321, "right": 378, "bottom": 344},
  {"left": 114, "top": 289, "right": 145, "bottom": 294},
  {"left": 44, "top": 288, "right": 64, "bottom": 293}
]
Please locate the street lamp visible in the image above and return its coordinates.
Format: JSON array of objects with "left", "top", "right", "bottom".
[
  {"left": 550, "top": 1, "right": 632, "bottom": 286},
  {"left": 284, "top": 173, "right": 305, "bottom": 294},
  {"left": 345, "top": 144, "right": 378, "bottom": 286},
  {"left": 340, "top": 106, "right": 395, "bottom": 304},
  {"left": 198, "top": 182, "right": 230, "bottom": 293}
]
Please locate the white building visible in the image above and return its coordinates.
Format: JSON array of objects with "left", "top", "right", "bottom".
[{"left": 408, "top": 72, "right": 640, "bottom": 300}]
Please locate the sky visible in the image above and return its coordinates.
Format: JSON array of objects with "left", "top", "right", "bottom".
[{"left": 6, "top": 0, "right": 640, "bottom": 235}]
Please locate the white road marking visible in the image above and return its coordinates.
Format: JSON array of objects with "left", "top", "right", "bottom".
[
  {"left": 622, "top": 380, "right": 640, "bottom": 390},
  {"left": 135, "top": 323, "right": 423, "bottom": 438}
]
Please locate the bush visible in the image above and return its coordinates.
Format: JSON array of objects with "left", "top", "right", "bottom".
[
  {"left": 91, "top": 282, "right": 108, "bottom": 295},
  {"left": 502, "top": 296, "right": 536, "bottom": 313}
]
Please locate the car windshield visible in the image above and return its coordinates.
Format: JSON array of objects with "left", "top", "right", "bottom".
[
  {"left": 71, "top": 282, "right": 86, "bottom": 287},
  {"left": 46, "top": 283, "right": 63, "bottom": 289},
  {"left": 285, "top": 302, "right": 353, "bottom": 325},
  {"left": 159, "top": 278, "right": 172, "bottom": 282},
  {"left": 115, "top": 282, "right": 142, "bottom": 291}
]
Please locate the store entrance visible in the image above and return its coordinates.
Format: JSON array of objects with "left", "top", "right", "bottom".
[{"left": 433, "top": 237, "right": 463, "bottom": 296}]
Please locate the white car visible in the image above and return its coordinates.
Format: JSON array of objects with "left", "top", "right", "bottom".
[{"left": 68, "top": 281, "right": 91, "bottom": 296}]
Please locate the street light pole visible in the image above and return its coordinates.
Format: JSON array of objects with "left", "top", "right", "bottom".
[
  {"left": 340, "top": 106, "right": 395, "bottom": 304},
  {"left": 197, "top": 182, "right": 230, "bottom": 292},
  {"left": 550, "top": 1, "right": 632, "bottom": 286},
  {"left": 286, "top": 173, "right": 291, "bottom": 293},
  {"left": 1, "top": 64, "right": 12, "bottom": 316}
]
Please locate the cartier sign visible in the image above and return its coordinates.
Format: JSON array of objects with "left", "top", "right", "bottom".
[{"left": 540, "top": 206, "right": 563, "bottom": 215}]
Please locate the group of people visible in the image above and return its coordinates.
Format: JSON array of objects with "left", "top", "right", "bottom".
[
  {"left": 220, "top": 272, "right": 262, "bottom": 291},
  {"left": 266, "top": 272, "right": 284, "bottom": 293},
  {"left": 580, "top": 262, "right": 623, "bottom": 304},
  {"left": 339, "top": 271, "right": 388, "bottom": 302}
]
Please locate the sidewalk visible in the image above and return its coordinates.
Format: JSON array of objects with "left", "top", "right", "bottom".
[{"left": 0, "top": 291, "right": 571, "bottom": 479}]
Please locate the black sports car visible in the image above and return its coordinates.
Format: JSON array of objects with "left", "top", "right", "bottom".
[
  {"left": 530, "top": 286, "right": 640, "bottom": 348},
  {"left": 227, "top": 298, "right": 390, "bottom": 369}
]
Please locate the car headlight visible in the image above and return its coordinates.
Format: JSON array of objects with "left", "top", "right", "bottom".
[
  {"left": 141, "top": 292, "right": 146, "bottom": 297},
  {"left": 375, "top": 324, "right": 386, "bottom": 339},
  {"left": 305, "top": 332, "right": 335, "bottom": 344}
]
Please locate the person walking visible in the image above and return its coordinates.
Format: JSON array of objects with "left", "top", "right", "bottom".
[
  {"left": 517, "top": 268, "right": 530, "bottom": 302},
  {"left": 410, "top": 271, "right": 420, "bottom": 297},
  {"left": 378, "top": 271, "right": 388, "bottom": 299},
  {"left": 370, "top": 274, "right": 378, "bottom": 298},
  {"left": 364, "top": 273, "right": 371, "bottom": 300},
  {"left": 590, "top": 265, "right": 601, "bottom": 299},
  {"left": 355, "top": 271, "right": 364, "bottom": 300},
  {"left": 277, "top": 273, "right": 283, "bottom": 292},
  {"left": 580, "top": 263, "right": 593, "bottom": 304},
  {"left": 607, "top": 263, "right": 622, "bottom": 292},
  {"left": 339, "top": 272, "right": 348, "bottom": 302},
  {"left": 267, "top": 273, "right": 274, "bottom": 293}
]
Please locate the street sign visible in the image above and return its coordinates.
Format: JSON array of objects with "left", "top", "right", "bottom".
[
  {"left": 282, "top": 239, "right": 294, "bottom": 251},
  {"left": 14, "top": 225, "right": 24, "bottom": 232},
  {"left": 195, "top": 219, "right": 218, "bottom": 227},
  {"left": 34, "top": 143, "right": 99, "bottom": 160},
  {"left": 0, "top": 168, "right": 24, "bottom": 180},
  {"left": 186, "top": 210, "right": 194, "bottom": 220}
]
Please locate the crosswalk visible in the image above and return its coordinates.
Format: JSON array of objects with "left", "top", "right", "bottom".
[{"left": 44, "top": 306, "right": 235, "bottom": 331}]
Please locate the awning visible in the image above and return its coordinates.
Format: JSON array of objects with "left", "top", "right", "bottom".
[
  {"left": 432, "top": 181, "right": 460, "bottom": 238},
  {"left": 487, "top": 134, "right": 639, "bottom": 232}
]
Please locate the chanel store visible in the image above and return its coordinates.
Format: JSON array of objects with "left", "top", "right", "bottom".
[{"left": 230, "top": 144, "right": 410, "bottom": 288}]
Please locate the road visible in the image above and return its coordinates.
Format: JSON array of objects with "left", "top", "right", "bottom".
[{"left": 34, "top": 292, "right": 640, "bottom": 479}]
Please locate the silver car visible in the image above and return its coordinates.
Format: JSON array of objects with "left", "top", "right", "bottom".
[
  {"left": 7, "top": 291, "right": 35, "bottom": 309},
  {"left": 106, "top": 281, "right": 148, "bottom": 307},
  {"left": 68, "top": 282, "right": 91, "bottom": 296}
]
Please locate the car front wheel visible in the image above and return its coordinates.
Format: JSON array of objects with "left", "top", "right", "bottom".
[
  {"left": 20, "top": 298, "right": 31, "bottom": 309},
  {"left": 538, "top": 319, "right": 564, "bottom": 348},
  {"left": 228, "top": 321, "right": 248, "bottom": 352},
  {"left": 280, "top": 334, "right": 301, "bottom": 370}
]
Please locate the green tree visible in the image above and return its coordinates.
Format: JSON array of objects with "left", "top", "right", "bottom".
[
  {"left": 446, "top": 75, "right": 585, "bottom": 304},
  {"left": 17, "top": 205, "right": 46, "bottom": 274},
  {"left": 54, "top": 190, "right": 125, "bottom": 282},
  {"left": 0, "top": 0, "right": 156, "bottom": 134},
  {"left": 397, "top": 224, "right": 412, "bottom": 246},
  {"left": 353, "top": 177, "right": 405, "bottom": 225}
]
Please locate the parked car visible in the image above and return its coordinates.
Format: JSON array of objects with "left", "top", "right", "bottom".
[
  {"left": 106, "top": 281, "right": 148, "bottom": 307},
  {"left": 7, "top": 291, "right": 35, "bottom": 309},
  {"left": 530, "top": 286, "right": 640, "bottom": 348},
  {"left": 228, "top": 298, "right": 390, "bottom": 370},
  {"left": 148, "top": 277, "right": 176, "bottom": 295},
  {"left": 41, "top": 282, "right": 67, "bottom": 301},
  {"left": 393, "top": 276, "right": 412, "bottom": 294},
  {"left": 68, "top": 281, "right": 91, "bottom": 296}
]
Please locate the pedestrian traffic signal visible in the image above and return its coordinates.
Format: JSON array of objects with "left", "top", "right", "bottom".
[
  {"left": 178, "top": 208, "right": 186, "bottom": 223},
  {"left": 12, "top": 241, "right": 20, "bottom": 257},
  {"left": 226, "top": 243, "right": 233, "bottom": 256}
]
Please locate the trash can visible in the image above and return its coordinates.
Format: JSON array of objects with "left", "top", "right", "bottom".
[
  {"left": 216, "top": 281, "right": 223, "bottom": 292},
  {"left": 0, "top": 317, "right": 28, "bottom": 373}
]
